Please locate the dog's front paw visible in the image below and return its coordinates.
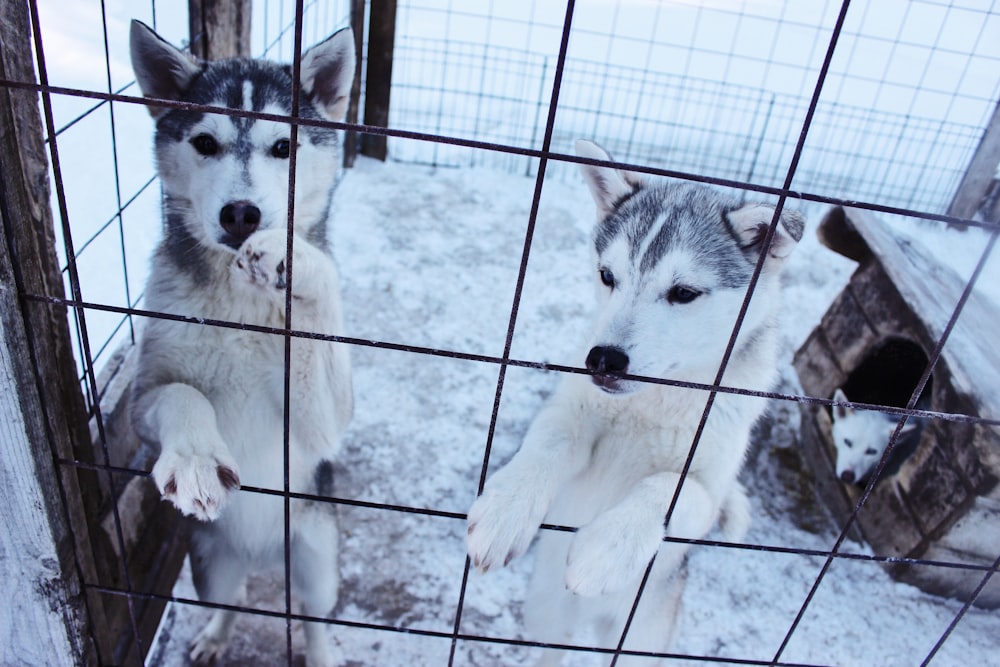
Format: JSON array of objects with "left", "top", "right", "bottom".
[
  {"left": 190, "top": 626, "right": 228, "bottom": 664},
  {"left": 565, "top": 508, "right": 663, "bottom": 597},
  {"left": 152, "top": 449, "right": 240, "bottom": 521},
  {"left": 467, "top": 476, "right": 548, "bottom": 573},
  {"left": 234, "top": 228, "right": 290, "bottom": 291}
]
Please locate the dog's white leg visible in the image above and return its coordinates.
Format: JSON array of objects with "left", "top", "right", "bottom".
[
  {"left": 292, "top": 502, "right": 341, "bottom": 667},
  {"left": 136, "top": 383, "right": 240, "bottom": 521},
  {"left": 566, "top": 472, "right": 714, "bottom": 597},
  {"left": 467, "top": 382, "right": 594, "bottom": 572},
  {"left": 718, "top": 481, "right": 751, "bottom": 543},
  {"left": 188, "top": 538, "right": 248, "bottom": 664},
  {"left": 600, "top": 562, "right": 688, "bottom": 667},
  {"left": 523, "top": 531, "right": 577, "bottom": 667}
]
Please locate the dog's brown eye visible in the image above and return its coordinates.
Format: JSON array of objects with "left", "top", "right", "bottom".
[
  {"left": 599, "top": 268, "right": 615, "bottom": 288},
  {"left": 271, "top": 139, "right": 291, "bottom": 158},
  {"left": 667, "top": 285, "right": 700, "bottom": 304},
  {"left": 191, "top": 133, "right": 219, "bottom": 156}
]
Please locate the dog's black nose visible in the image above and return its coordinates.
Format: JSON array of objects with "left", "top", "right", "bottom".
[
  {"left": 840, "top": 470, "right": 856, "bottom": 484},
  {"left": 220, "top": 201, "right": 261, "bottom": 240},
  {"left": 586, "top": 346, "right": 629, "bottom": 374}
]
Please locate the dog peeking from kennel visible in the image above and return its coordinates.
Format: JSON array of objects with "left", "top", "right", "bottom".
[{"left": 794, "top": 206, "right": 1000, "bottom": 609}]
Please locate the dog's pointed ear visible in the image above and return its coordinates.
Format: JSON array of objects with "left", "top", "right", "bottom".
[
  {"left": 130, "top": 20, "right": 201, "bottom": 119},
  {"left": 832, "top": 388, "right": 852, "bottom": 420},
  {"left": 300, "top": 27, "right": 356, "bottom": 121},
  {"left": 726, "top": 203, "right": 805, "bottom": 269},
  {"left": 899, "top": 417, "right": 921, "bottom": 436},
  {"left": 576, "top": 140, "right": 644, "bottom": 217}
]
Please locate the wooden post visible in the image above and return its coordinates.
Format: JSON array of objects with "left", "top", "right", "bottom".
[
  {"left": 362, "top": 0, "right": 397, "bottom": 161},
  {"left": 188, "top": 0, "right": 252, "bottom": 60},
  {"left": 0, "top": 1, "right": 97, "bottom": 664},
  {"left": 343, "top": 0, "right": 366, "bottom": 168},
  {"left": 947, "top": 99, "right": 1000, "bottom": 223}
]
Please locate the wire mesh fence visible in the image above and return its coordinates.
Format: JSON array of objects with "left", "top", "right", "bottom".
[
  {"left": 389, "top": 34, "right": 988, "bottom": 216},
  {"left": 4, "top": 0, "right": 1000, "bottom": 665}
]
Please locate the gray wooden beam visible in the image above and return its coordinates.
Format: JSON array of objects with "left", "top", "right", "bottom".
[
  {"left": 948, "top": 100, "right": 1000, "bottom": 222},
  {"left": 343, "top": 0, "right": 366, "bottom": 168},
  {"left": 188, "top": 0, "right": 252, "bottom": 60},
  {"left": 0, "top": 1, "right": 97, "bottom": 663},
  {"left": 362, "top": 0, "right": 397, "bottom": 161}
]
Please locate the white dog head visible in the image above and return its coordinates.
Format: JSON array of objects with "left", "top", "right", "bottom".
[
  {"left": 831, "top": 388, "right": 921, "bottom": 485},
  {"left": 575, "top": 140, "right": 804, "bottom": 394},
  {"left": 130, "top": 20, "right": 355, "bottom": 267}
]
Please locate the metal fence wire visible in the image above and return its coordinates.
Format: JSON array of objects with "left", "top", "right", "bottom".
[{"left": 6, "top": 0, "right": 1000, "bottom": 664}]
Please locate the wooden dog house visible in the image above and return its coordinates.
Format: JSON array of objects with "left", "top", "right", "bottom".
[{"left": 793, "top": 206, "right": 1000, "bottom": 607}]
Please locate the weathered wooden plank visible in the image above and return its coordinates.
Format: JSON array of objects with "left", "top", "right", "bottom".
[
  {"left": 0, "top": 1, "right": 99, "bottom": 663},
  {"left": 188, "top": 0, "right": 252, "bottom": 60},
  {"left": 0, "top": 292, "right": 91, "bottom": 666},
  {"left": 361, "top": 0, "right": 397, "bottom": 161},
  {"left": 948, "top": 100, "right": 1000, "bottom": 221},
  {"left": 342, "top": 0, "right": 366, "bottom": 168}
]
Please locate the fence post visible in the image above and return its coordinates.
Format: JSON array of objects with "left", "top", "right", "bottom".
[
  {"left": 362, "top": 0, "right": 397, "bottom": 161},
  {"left": 0, "top": 1, "right": 98, "bottom": 664},
  {"left": 188, "top": 0, "right": 252, "bottom": 59},
  {"left": 343, "top": 0, "right": 366, "bottom": 168},
  {"left": 947, "top": 99, "right": 1000, "bottom": 223}
]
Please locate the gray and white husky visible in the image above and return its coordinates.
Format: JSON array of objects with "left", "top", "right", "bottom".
[
  {"left": 467, "top": 141, "right": 803, "bottom": 665},
  {"left": 128, "top": 20, "right": 354, "bottom": 666}
]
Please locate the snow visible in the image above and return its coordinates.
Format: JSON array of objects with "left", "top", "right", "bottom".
[{"left": 144, "top": 158, "right": 998, "bottom": 667}]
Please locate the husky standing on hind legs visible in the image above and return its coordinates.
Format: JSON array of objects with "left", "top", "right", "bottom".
[
  {"left": 467, "top": 141, "right": 804, "bottom": 666},
  {"left": 129, "top": 20, "right": 354, "bottom": 666}
]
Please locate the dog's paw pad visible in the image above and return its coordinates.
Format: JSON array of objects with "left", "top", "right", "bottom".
[
  {"left": 235, "top": 239, "right": 287, "bottom": 290},
  {"left": 152, "top": 452, "right": 240, "bottom": 522}
]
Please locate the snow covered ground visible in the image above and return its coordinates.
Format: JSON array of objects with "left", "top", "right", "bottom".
[{"left": 144, "top": 157, "right": 999, "bottom": 666}]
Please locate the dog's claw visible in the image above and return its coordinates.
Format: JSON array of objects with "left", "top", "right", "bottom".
[
  {"left": 275, "top": 260, "right": 287, "bottom": 289},
  {"left": 217, "top": 465, "right": 240, "bottom": 490},
  {"left": 151, "top": 449, "right": 239, "bottom": 521}
]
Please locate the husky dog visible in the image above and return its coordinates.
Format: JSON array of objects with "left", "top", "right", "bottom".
[
  {"left": 831, "top": 388, "right": 924, "bottom": 486},
  {"left": 467, "top": 141, "right": 803, "bottom": 665},
  {"left": 129, "top": 20, "right": 354, "bottom": 666}
]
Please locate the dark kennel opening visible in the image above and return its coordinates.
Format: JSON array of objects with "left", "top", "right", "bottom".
[{"left": 838, "top": 336, "right": 932, "bottom": 410}]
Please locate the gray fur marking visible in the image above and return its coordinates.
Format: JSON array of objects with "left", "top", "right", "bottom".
[{"left": 596, "top": 182, "right": 755, "bottom": 290}]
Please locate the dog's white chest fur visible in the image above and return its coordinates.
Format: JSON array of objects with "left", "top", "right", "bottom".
[
  {"left": 545, "top": 376, "right": 762, "bottom": 532},
  {"left": 466, "top": 139, "right": 803, "bottom": 665}
]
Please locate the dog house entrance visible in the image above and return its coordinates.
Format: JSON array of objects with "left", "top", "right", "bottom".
[{"left": 839, "top": 337, "right": 932, "bottom": 410}]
